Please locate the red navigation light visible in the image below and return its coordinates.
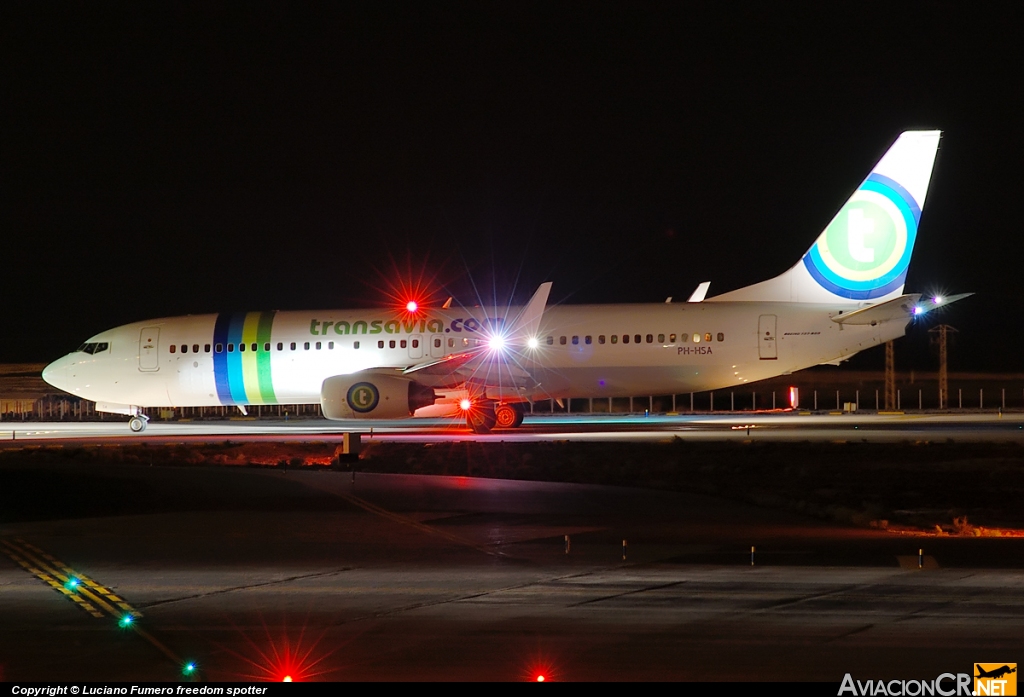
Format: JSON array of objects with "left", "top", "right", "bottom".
[
  {"left": 460, "top": 398, "right": 472, "bottom": 411},
  {"left": 406, "top": 300, "right": 419, "bottom": 313},
  {"left": 282, "top": 676, "right": 293, "bottom": 682},
  {"left": 536, "top": 675, "right": 545, "bottom": 682}
]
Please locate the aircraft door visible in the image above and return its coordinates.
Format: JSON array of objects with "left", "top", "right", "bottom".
[
  {"left": 758, "top": 315, "right": 777, "bottom": 360},
  {"left": 409, "top": 334, "right": 424, "bottom": 359},
  {"left": 139, "top": 327, "right": 161, "bottom": 371},
  {"left": 430, "top": 334, "right": 444, "bottom": 358}
]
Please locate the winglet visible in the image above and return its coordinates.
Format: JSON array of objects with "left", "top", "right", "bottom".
[
  {"left": 687, "top": 282, "right": 711, "bottom": 303},
  {"left": 510, "top": 282, "right": 552, "bottom": 340}
]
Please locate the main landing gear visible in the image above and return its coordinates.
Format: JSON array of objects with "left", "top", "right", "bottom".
[
  {"left": 128, "top": 415, "right": 149, "bottom": 433},
  {"left": 466, "top": 402, "right": 525, "bottom": 434},
  {"left": 494, "top": 403, "right": 525, "bottom": 429}
]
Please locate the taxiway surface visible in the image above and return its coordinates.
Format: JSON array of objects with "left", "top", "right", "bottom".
[
  {"left": 2, "top": 460, "right": 1022, "bottom": 681},
  {"left": 4, "top": 411, "right": 1024, "bottom": 447}
]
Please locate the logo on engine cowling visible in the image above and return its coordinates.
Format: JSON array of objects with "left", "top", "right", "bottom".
[{"left": 347, "top": 382, "right": 379, "bottom": 413}]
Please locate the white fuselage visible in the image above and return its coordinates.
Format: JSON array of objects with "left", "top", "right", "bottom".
[{"left": 43, "top": 301, "right": 905, "bottom": 412}]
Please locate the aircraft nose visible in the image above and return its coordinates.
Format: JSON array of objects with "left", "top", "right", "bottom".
[{"left": 42, "top": 356, "right": 69, "bottom": 391}]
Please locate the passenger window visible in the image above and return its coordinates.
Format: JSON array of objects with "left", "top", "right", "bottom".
[
  {"left": 635, "top": 334, "right": 642, "bottom": 344},
  {"left": 304, "top": 342, "right": 310, "bottom": 350},
  {"left": 400, "top": 340, "right": 407, "bottom": 349},
  {"left": 277, "top": 342, "right": 283, "bottom": 351},
  {"left": 585, "top": 336, "right": 592, "bottom": 345},
  {"left": 216, "top": 343, "right": 223, "bottom": 353},
  {"left": 412, "top": 339, "right": 419, "bottom": 348},
  {"left": 717, "top": 332, "right": 725, "bottom": 342},
  {"left": 623, "top": 335, "right": 629, "bottom": 344},
  {"left": 290, "top": 342, "right": 296, "bottom": 351},
  {"left": 389, "top": 340, "right": 396, "bottom": 349},
  {"left": 181, "top": 345, "right": 188, "bottom": 354},
  {"left": 228, "top": 343, "right": 234, "bottom": 352},
  {"left": 193, "top": 344, "right": 199, "bottom": 353},
  {"left": 598, "top": 335, "right": 605, "bottom": 344},
  {"left": 462, "top": 338, "right": 469, "bottom": 347},
  {"left": 559, "top": 336, "right": 567, "bottom": 345},
  {"left": 328, "top": 341, "right": 334, "bottom": 349},
  {"left": 378, "top": 340, "right": 385, "bottom": 349},
  {"left": 646, "top": 334, "right": 653, "bottom": 344},
  {"left": 658, "top": 334, "right": 665, "bottom": 343},
  {"left": 571, "top": 336, "right": 579, "bottom": 345},
  {"left": 448, "top": 338, "right": 455, "bottom": 348},
  {"left": 204, "top": 344, "right": 211, "bottom": 353},
  {"left": 546, "top": 336, "right": 554, "bottom": 346},
  {"left": 239, "top": 343, "right": 245, "bottom": 352},
  {"left": 693, "top": 333, "right": 701, "bottom": 343},
  {"left": 251, "top": 343, "right": 257, "bottom": 352},
  {"left": 433, "top": 339, "right": 441, "bottom": 348},
  {"left": 170, "top": 345, "right": 176, "bottom": 354},
  {"left": 669, "top": 334, "right": 676, "bottom": 343},
  {"left": 353, "top": 341, "right": 360, "bottom": 349},
  {"left": 264, "top": 342, "right": 270, "bottom": 352},
  {"left": 315, "top": 342, "right": 322, "bottom": 350},
  {"left": 704, "top": 333, "right": 712, "bottom": 343}
]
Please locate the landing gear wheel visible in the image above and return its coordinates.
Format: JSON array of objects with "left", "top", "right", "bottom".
[
  {"left": 467, "top": 405, "right": 497, "bottom": 434},
  {"left": 494, "top": 403, "right": 525, "bottom": 429},
  {"left": 129, "top": 416, "right": 147, "bottom": 433}
]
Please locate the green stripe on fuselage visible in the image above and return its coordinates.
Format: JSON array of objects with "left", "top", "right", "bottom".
[{"left": 256, "top": 311, "right": 277, "bottom": 403}]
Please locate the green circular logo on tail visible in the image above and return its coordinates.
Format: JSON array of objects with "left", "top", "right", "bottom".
[
  {"left": 347, "top": 382, "right": 379, "bottom": 413},
  {"left": 802, "top": 173, "right": 921, "bottom": 300}
]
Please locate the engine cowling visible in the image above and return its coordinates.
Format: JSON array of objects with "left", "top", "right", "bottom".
[{"left": 320, "top": 373, "right": 437, "bottom": 420}]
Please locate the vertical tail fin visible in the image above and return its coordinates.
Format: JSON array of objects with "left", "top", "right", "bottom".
[{"left": 710, "top": 130, "right": 942, "bottom": 303}]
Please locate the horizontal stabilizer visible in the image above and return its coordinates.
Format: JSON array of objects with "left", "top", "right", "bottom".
[
  {"left": 831, "top": 292, "right": 972, "bottom": 325},
  {"left": 831, "top": 294, "right": 921, "bottom": 325}
]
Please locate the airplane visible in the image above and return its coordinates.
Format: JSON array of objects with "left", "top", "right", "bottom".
[
  {"left": 42, "top": 130, "right": 969, "bottom": 434},
  {"left": 976, "top": 666, "right": 1016, "bottom": 680}
]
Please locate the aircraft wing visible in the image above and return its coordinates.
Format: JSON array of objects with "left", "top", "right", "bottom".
[{"left": 400, "top": 282, "right": 552, "bottom": 392}]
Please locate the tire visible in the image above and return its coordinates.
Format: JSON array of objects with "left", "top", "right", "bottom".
[
  {"left": 494, "top": 403, "right": 525, "bottom": 429},
  {"left": 467, "top": 406, "right": 497, "bottom": 434},
  {"left": 129, "top": 416, "right": 146, "bottom": 433}
]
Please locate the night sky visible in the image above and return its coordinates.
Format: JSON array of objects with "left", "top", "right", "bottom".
[{"left": 4, "top": 3, "right": 1023, "bottom": 371}]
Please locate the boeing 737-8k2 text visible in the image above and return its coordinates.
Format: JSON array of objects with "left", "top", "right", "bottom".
[{"left": 43, "top": 131, "right": 968, "bottom": 433}]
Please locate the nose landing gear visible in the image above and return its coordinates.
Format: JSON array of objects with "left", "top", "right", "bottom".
[{"left": 128, "top": 415, "right": 149, "bottom": 433}]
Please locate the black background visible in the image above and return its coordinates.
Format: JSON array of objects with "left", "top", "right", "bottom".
[{"left": 4, "top": 2, "right": 1022, "bottom": 370}]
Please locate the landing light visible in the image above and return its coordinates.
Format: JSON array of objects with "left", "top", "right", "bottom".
[
  {"left": 488, "top": 335, "right": 506, "bottom": 351},
  {"left": 933, "top": 296, "right": 943, "bottom": 304},
  {"left": 527, "top": 337, "right": 539, "bottom": 349},
  {"left": 913, "top": 306, "right": 924, "bottom": 315}
]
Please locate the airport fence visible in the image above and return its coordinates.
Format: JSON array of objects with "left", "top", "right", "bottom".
[{"left": 6, "top": 372, "right": 1024, "bottom": 422}]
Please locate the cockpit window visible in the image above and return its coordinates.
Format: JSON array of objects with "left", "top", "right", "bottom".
[{"left": 76, "top": 342, "right": 109, "bottom": 355}]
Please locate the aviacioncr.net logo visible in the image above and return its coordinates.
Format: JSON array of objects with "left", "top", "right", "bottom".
[
  {"left": 803, "top": 173, "right": 921, "bottom": 300},
  {"left": 347, "top": 382, "right": 380, "bottom": 413}
]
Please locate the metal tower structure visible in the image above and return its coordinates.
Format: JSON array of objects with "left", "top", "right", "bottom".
[{"left": 929, "top": 325, "right": 958, "bottom": 409}]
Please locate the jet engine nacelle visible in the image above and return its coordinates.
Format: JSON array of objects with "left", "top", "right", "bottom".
[{"left": 320, "top": 373, "right": 437, "bottom": 420}]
